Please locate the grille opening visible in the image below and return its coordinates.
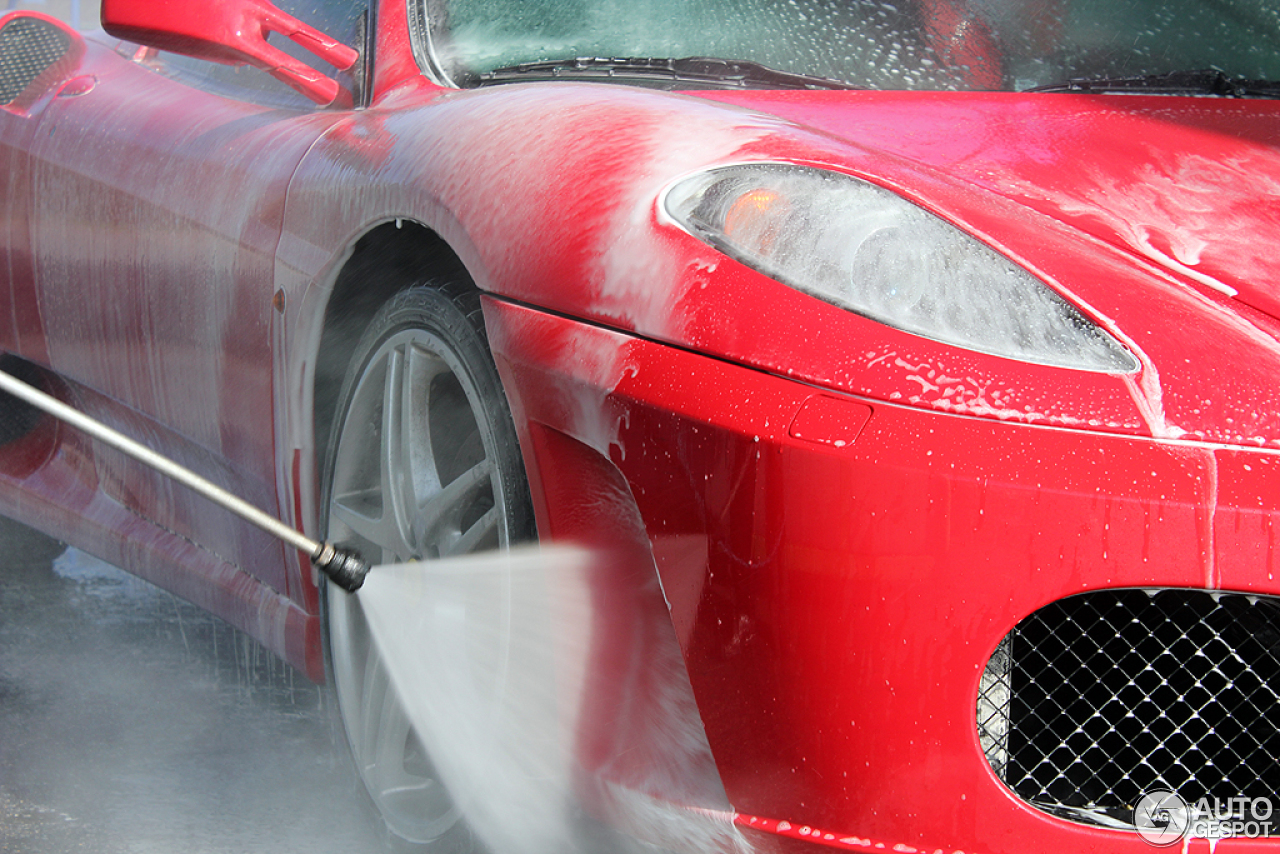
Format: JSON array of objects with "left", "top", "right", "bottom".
[{"left": 978, "top": 589, "right": 1280, "bottom": 831}]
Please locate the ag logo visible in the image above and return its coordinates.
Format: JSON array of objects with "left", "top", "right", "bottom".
[{"left": 1135, "top": 790, "right": 1190, "bottom": 846}]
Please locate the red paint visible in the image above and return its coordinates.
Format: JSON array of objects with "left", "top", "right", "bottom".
[
  {"left": 483, "top": 296, "right": 1253, "bottom": 853},
  {"left": 0, "top": 4, "right": 1277, "bottom": 852}
]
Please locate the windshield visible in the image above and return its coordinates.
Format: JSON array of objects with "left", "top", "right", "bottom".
[{"left": 426, "top": 0, "right": 1280, "bottom": 92}]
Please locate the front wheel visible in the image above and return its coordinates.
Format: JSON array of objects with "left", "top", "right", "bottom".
[{"left": 321, "top": 283, "right": 534, "bottom": 850}]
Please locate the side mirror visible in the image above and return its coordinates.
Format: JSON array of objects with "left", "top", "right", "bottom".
[{"left": 100, "top": 0, "right": 359, "bottom": 105}]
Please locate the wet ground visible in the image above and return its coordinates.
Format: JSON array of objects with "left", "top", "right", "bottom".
[{"left": 0, "top": 516, "right": 384, "bottom": 853}]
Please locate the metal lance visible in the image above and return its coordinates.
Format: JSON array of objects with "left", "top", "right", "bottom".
[{"left": 0, "top": 367, "right": 369, "bottom": 592}]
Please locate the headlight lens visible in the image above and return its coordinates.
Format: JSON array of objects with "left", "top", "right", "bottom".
[{"left": 663, "top": 164, "right": 1136, "bottom": 372}]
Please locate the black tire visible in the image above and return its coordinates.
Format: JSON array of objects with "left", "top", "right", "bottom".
[
  {"left": 320, "top": 282, "right": 535, "bottom": 851},
  {"left": 0, "top": 514, "right": 66, "bottom": 566}
]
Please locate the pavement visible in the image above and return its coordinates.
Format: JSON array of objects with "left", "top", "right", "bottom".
[{"left": 0, "top": 516, "right": 384, "bottom": 853}]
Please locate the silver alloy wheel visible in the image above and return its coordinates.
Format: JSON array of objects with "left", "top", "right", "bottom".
[
  {"left": 329, "top": 327, "right": 504, "bottom": 564},
  {"left": 323, "top": 286, "right": 528, "bottom": 848}
]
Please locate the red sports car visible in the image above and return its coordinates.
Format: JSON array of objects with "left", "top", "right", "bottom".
[{"left": 2, "top": 0, "right": 1280, "bottom": 851}]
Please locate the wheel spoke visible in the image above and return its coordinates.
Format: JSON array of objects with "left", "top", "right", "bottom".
[
  {"left": 444, "top": 505, "right": 500, "bottom": 557},
  {"left": 380, "top": 346, "right": 414, "bottom": 560},
  {"left": 331, "top": 488, "right": 402, "bottom": 555},
  {"left": 403, "top": 344, "right": 447, "bottom": 552},
  {"left": 383, "top": 342, "right": 457, "bottom": 559},
  {"left": 358, "top": 633, "right": 391, "bottom": 766},
  {"left": 421, "top": 458, "right": 494, "bottom": 551},
  {"left": 372, "top": 678, "right": 415, "bottom": 791},
  {"left": 357, "top": 633, "right": 428, "bottom": 798}
]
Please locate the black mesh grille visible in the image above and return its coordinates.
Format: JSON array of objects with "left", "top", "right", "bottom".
[
  {"left": 0, "top": 16, "right": 70, "bottom": 106},
  {"left": 978, "top": 589, "right": 1280, "bottom": 830}
]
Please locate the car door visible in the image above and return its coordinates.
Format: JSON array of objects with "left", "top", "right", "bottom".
[{"left": 22, "top": 1, "right": 365, "bottom": 593}]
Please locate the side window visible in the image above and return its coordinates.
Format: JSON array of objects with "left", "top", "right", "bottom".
[
  {"left": 276, "top": 0, "right": 368, "bottom": 49},
  {"left": 157, "top": 0, "right": 370, "bottom": 109}
]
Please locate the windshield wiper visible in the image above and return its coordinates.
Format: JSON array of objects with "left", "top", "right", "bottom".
[
  {"left": 1029, "top": 68, "right": 1280, "bottom": 98},
  {"left": 476, "top": 56, "right": 860, "bottom": 91}
]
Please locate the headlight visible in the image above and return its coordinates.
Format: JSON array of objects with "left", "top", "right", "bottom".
[{"left": 662, "top": 163, "right": 1136, "bottom": 372}]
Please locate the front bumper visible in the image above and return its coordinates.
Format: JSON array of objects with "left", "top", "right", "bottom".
[{"left": 485, "top": 296, "right": 1280, "bottom": 854}]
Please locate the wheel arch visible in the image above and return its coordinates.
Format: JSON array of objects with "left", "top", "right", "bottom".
[{"left": 311, "top": 219, "right": 480, "bottom": 489}]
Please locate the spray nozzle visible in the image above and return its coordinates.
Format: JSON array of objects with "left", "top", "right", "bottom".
[{"left": 312, "top": 543, "right": 370, "bottom": 593}]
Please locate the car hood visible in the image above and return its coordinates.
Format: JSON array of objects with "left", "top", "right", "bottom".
[{"left": 692, "top": 89, "right": 1280, "bottom": 321}]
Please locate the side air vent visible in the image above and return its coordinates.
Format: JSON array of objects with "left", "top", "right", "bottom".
[
  {"left": 0, "top": 15, "right": 71, "bottom": 106},
  {"left": 978, "top": 589, "right": 1280, "bottom": 831}
]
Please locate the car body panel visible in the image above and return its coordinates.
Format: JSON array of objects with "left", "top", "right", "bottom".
[
  {"left": 485, "top": 294, "right": 1280, "bottom": 853},
  {"left": 27, "top": 43, "right": 343, "bottom": 594},
  {"left": 284, "top": 79, "right": 1280, "bottom": 457},
  {"left": 0, "top": 22, "right": 338, "bottom": 674},
  {"left": 2, "top": 2, "right": 1280, "bottom": 852}
]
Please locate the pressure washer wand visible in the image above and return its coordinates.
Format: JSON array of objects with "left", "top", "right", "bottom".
[{"left": 0, "top": 368, "right": 369, "bottom": 592}]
